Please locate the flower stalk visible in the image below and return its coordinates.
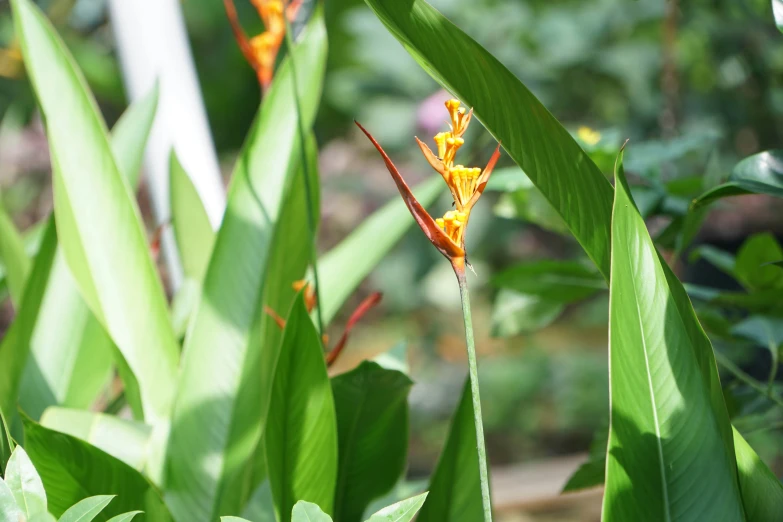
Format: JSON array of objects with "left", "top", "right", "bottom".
[{"left": 357, "top": 98, "right": 499, "bottom": 522}]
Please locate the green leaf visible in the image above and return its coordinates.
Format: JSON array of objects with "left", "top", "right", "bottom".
[
  {"left": 0, "top": 219, "right": 58, "bottom": 420},
  {"left": 693, "top": 150, "right": 783, "bottom": 208},
  {"left": 265, "top": 294, "right": 338, "bottom": 522},
  {"left": 58, "top": 495, "right": 114, "bottom": 522},
  {"left": 689, "top": 245, "right": 736, "bottom": 277},
  {"left": 734, "top": 233, "right": 783, "bottom": 291},
  {"left": 416, "top": 380, "right": 482, "bottom": 522},
  {"left": 1, "top": 403, "right": 14, "bottom": 474},
  {"left": 604, "top": 148, "right": 744, "bottom": 520},
  {"left": 491, "top": 260, "right": 605, "bottom": 303},
  {"left": 169, "top": 151, "right": 215, "bottom": 282},
  {"left": 319, "top": 177, "right": 442, "bottom": 324},
  {"left": 164, "top": 11, "right": 327, "bottom": 520},
  {"left": 361, "top": 0, "right": 614, "bottom": 278},
  {"left": 222, "top": 518, "right": 253, "bottom": 522},
  {"left": 21, "top": 416, "right": 172, "bottom": 521},
  {"left": 775, "top": 0, "right": 783, "bottom": 33},
  {"left": 291, "top": 501, "right": 333, "bottom": 522},
  {"left": 11, "top": 0, "right": 179, "bottom": 429},
  {"left": 19, "top": 86, "right": 160, "bottom": 423},
  {"left": 0, "top": 195, "right": 30, "bottom": 307},
  {"left": 18, "top": 251, "right": 114, "bottom": 420},
  {"left": 105, "top": 512, "right": 142, "bottom": 522},
  {"left": 490, "top": 289, "right": 564, "bottom": 337},
  {"left": 331, "top": 362, "right": 412, "bottom": 522},
  {"left": 40, "top": 408, "right": 151, "bottom": 471},
  {"left": 562, "top": 423, "right": 607, "bottom": 493},
  {"left": 31, "top": 513, "right": 58, "bottom": 522},
  {"left": 109, "top": 83, "right": 159, "bottom": 188},
  {"left": 733, "top": 427, "right": 783, "bottom": 521},
  {"left": 0, "top": 477, "right": 25, "bottom": 521},
  {"left": 5, "top": 446, "right": 47, "bottom": 517},
  {"left": 364, "top": 492, "right": 428, "bottom": 522}
]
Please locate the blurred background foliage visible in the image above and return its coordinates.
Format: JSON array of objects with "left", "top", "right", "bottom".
[{"left": 1, "top": 0, "right": 782, "bottom": 519}]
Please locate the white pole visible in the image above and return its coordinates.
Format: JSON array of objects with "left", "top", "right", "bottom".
[{"left": 108, "top": 0, "right": 227, "bottom": 291}]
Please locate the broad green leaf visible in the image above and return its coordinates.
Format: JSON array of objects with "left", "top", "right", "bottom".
[
  {"left": 0, "top": 477, "right": 25, "bottom": 520},
  {"left": 361, "top": 0, "right": 614, "bottom": 278},
  {"left": 245, "top": 136, "right": 321, "bottom": 502},
  {"left": 364, "top": 492, "right": 428, "bottom": 522},
  {"left": 266, "top": 294, "right": 338, "bottom": 522},
  {"left": 775, "top": 0, "right": 783, "bottom": 33},
  {"left": 0, "top": 219, "right": 58, "bottom": 420},
  {"left": 110, "top": 84, "right": 159, "bottom": 189},
  {"left": 21, "top": 417, "right": 172, "bottom": 521},
  {"left": 169, "top": 151, "right": 215, "bottom": 282},
  {"left": 291, "top": 501, "right": 332, "bottom": 522},
  {"left": 18, "top": 251, "right": 114, "bottom": 420},
  {"left": 604, "top": 149, "right": 744, "bottom": 521},
  {"left": 40, "top": 408, "right": 151, "bottom": 471},
  {"left": 11, "top": 0, "right": 179, "bottom": 431},
  {"left": 331, "top": 362, "right": 412, "bottom": 522},
  {"left": 491, "top": 260, "right": 605, "bottom": 303},
  {"left": 31, "top": 513, "right": 58, "bottom": 522},
  {"left": 5, "top": 446, "right": 47, "bottom": 517},
  {"left": 733, "top": 427, "right": 783, "bottom": 521},
  {"left": 105, "top": 513, "right": 142, "bottom": 522},
  {"left": 490, "top": 289, "right": 564, "bottom": 337},
  {"left": 0, "top": 195, "right": 30, "bottom": 307},
  {"left": 1, "top": 407, "right": 14, "bottom": 474},
  {"left": 693, "top": 150, "right": 783, "bottom": 208},
  {"left": 734, "top": 233, "right": 783, "bottom": 291},
  {"left": 165, "top": 12, "right": 327, "bottom": 521},
  {"left": 222, "top": 518, "right": 253, "bottom": 522},
  {"left": 19, "top": 86, "right": 160, "bottom": 422},
  {"left": 58, "top": 495, "right": 114, "bottom": 522},
  {"left": 319, "top": 177, "right": 442, "bottom": 324},
  {"left": 417, "top": 380, "right": 482, "bottom": 522}
]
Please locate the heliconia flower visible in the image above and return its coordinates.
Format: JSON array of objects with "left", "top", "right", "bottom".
[
  {"left": 357, "top": 99, "right": 500, "bottom": 271},
  {"left": 265, "top": 280, "right": 383, "bottom": 367},
  {"left": 223, "top": 0, "right": 302, "bottom": 91}
]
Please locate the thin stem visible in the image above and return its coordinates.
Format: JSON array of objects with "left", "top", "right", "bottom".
[
  {"left": 715, "top": 351, "right": 783, "bottom": 409},
  {"left": 454, "top": 262, "right": 493, "bottom": 522},
  {"left": 281, "top": 9, "right": 325, "bottom": 337}
]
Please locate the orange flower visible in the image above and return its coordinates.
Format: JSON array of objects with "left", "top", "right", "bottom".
[
  {"left": 265, "top": 280, "right": 382, "bottom": 367},
  {"left": 223, "top": 0, "right": 302, "bottom": 91},
  {"left": 356, "top": 99, "right": 500, "bottom": 271}
]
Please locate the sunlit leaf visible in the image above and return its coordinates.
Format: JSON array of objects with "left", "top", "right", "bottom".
[
  {"left": 170, "top": 151, "right": 215, "bottom": 283},
  {"left": 5, "top": 446, "right": 47, "bottom": 518},
  {"left": 40, "top": 408, "right": 151, "bottom": 471},
  {"left": 0, "top": 477, "right": 25, "bottom": 521},
  {"left": 105, "top": 512, "right": 142, "bottom": 522},
  {"left": 0, "top": 409, "right": 13, "bottom": 474},
  {"left": 364, "top": 492, "right": 428, "bottom": 522},
  {"left": 164, "top": 11, "right": 327, "bottom": 518},
  {"left": 693, "top": 150, "right": 783, "bottom": 207},
  {"left": 11, "top": 0, "right": 179, "bottom": 437},
  {"left": 58, "top": 495, "right": 114, "bottom": 522},
  {"left": 604, "top": 148, "right": 744, "bottom": 520},
  {"left": 291, "top": 501, "right": 332, "bottom": 522}
]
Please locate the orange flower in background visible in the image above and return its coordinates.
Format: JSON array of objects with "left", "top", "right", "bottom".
[
  {"left": 265, "top": 280, "right": 382, "bottom": 367},
  {"left": 223, "top": 0, "right": 302, "bottom": 91},
  {"left": 356, "top": 99, "right": 501, "bottom": 272}
]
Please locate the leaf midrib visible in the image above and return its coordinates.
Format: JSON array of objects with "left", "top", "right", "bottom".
[{"left": 624, "top": 247, "right": 672, "bottom": 522}]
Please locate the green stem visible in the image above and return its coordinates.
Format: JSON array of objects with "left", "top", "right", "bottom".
[
  {"left": 715, "top": 351, "right": 783, "bottom": 409},
  {"left": 455, "top": 264, "right": 493, "bottom": 522},
  {"left": 281, "top": 9, "right": 325, "bottom": 337}
]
